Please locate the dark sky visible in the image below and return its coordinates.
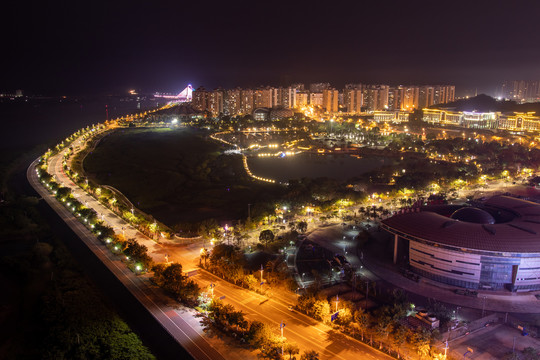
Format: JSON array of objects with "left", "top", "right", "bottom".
[{"left": 3, "top": 0, "right": 540, "bottom": 95}]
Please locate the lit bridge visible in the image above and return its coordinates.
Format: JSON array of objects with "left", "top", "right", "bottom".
[{"left": 154, "top": 84, "right": 193, "bottom": 103}]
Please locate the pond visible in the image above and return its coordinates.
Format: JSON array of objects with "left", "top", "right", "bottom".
[{"left": 247, "top": 153, "right": 394, "bottom": 182}]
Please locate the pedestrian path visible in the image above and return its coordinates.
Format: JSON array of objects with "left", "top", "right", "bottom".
[{"left": 361, "top": 249, "right": 540, "bottom": 314}]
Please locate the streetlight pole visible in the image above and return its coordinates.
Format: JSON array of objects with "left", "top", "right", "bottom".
[
  {"left": 482, "top": 296, "right": 486, "bottom": 318},
  {"left": 260, "top": 264, "right": 264, "bottom": 291},
  {"left": 365, "top": 281, "right": 369, "bottom": 310},
  {"left": 280, "top": 321, "right": 286, "bottom": 355}
]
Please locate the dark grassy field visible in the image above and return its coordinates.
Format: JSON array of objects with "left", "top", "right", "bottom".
[{"left": 84, "top": 127, "right": 284, "bottom": 227}]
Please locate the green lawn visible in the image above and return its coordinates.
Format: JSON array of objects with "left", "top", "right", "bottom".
[{"left": 84, "top": 127, "right": 283, "bottom": 227}]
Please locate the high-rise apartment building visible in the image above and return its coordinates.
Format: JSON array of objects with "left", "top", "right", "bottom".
[
  {"left": 343, "top": 87, "right": 364, "bottom": 113},
  {"left": 418, "top": 86, "right": 434, "bottom": 109},
  {"left": 295, "top": 91, "right": 309, "bottom": 108},
  {"left": 363, "top": 85, "right": 389, "bottom": 111},
  {"left": 240, "top": 89, "right": 255, "bottom": 114},
  {"left": 322, "top": 89, "right": 339, "bottom": 113},
  {"left": 418, "top": 85, "right": 455, "bottom": 108},
  {"left": 192, "top": 86, "right": 209, "bottom": 112},
  {"left": 208, "top": 89, "right": 224, "bottom": 117},
  {"left": 310, "top": 82, "right": 331, "bottom": 93},
  {"left": 501, "top": 81, "right": 540, "bottom": 102},
  {"left": 224, "top": 88, "right": 241, "bottom": 116},
  {"left": 254, "top": 87, "right": 273, "bottom": 108},
  {"left": 194, "top": 83, "right": 455, "bottom": 117},
  {"left": 282, "top": 87, "right": 297, "bottom": 109},
  {"left": 309, "top": 92, "right": 323, "bottom": 107},
  {"left": 400, "top": 86, "right": 420, "bottom": 110}
]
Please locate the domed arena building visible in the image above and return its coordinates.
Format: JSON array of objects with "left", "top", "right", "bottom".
[{"left": 381, "top": 196, "right": 540, "bottom": 292}]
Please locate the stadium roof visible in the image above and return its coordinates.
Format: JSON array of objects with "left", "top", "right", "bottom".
[{"left": 381, "top": 196, "right": 540, "bottom": 253}]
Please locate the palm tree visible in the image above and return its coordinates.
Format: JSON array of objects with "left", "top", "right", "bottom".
[{"left": 284, "top": 342, "right": 300, "bottom": 360}]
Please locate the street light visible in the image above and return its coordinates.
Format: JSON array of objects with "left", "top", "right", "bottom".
[
  {"left": 260, "top": 264, "right": 264, "bottom": 285},
  {"left": 365, "top": 281, "right": 369, "bottom": 310},
  {"left": 280, "top": 321, "right": 286, "bottom": 355}
]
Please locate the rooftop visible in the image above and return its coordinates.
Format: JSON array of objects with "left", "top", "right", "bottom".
[{"left": 381, "top": 196, "right": 540, "bottom": 253}]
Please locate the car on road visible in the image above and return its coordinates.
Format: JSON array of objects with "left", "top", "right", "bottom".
[{"left": 287, "top": 305, "right": 294, "bottom": 311}]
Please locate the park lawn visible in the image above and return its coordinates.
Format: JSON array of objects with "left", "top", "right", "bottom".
[{"left": 84, "top": 127, "right": 283, "bottom": 226}]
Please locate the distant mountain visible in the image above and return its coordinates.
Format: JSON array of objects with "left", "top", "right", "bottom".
[{"left": 431, "top": 94, "right": 540, "bottom": 114}]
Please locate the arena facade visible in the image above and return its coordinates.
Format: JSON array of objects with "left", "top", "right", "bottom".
[{"left": 381, "top": 196, "right": 540, "bottom": 291}]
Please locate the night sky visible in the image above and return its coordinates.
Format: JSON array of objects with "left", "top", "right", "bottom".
[{"left": 3, "top": 0, "right": 540, "bottom": 95}]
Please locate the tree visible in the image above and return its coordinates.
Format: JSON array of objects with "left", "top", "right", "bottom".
[
  {"left": 200, "top": 248, "right": 209, "bottom": 267},
  {"left": 233, "top": 224, "right": 248, "bottom": 246},
  {"left": 56, "top": 186, "right": 72, "bottom": 200},
  {"left": 152, "top": 263, "right": 185, "bottom": 294},
  {"left": 354, "top": 309, "right": 370, "bottom": 341},
  {"left": 375, "top": 317, "right": 393, "bottom": 349},
  {"left": 284, "top": 342, "right": 300, "bottom": 360},
  {"left": 93, "top": 223, "right": 115, "bottom": 241},
  {"left": 151, "top": 262, "right": 199, "bottom": 304},
  {"left": 297, "top": 221, "right": 307, "bottom": 233},
  {"left": 288, "top": 221, "right": 297, "bottom": 231},
  {"left": 334, "top": 305, "right": 351, "bottom": 325},
  {"left": 312, "top": 299, "right": 330, "bottom": 321},
  {"left": 259, "top": 229, "right": 275, "bottom": 248},
  {"left": 247, "top": 321, "right": 274, "bottom": 348},
  {"left": 244, "top": 274, "right": 257, "bottom": 290},
  {"left": 198, "top": 218, "right": 219, "bottom": 238},
  {"left": 124, "top": 238, "right": 153, "bottom": 269},
  {"left": 522, "top": 347, "right": 540, "bottom": 360},
  {"left": 393, "top": 324, "right": 409, "bottom": 358},
  {"left": 411, "top": 328, "right": 431, "bottom": 359},
  {"left": 300, "top": 350, "right": 319, "bottom": 360},
  {"left": 335, "top": 301, "right": 354, "bottom": 326},
  {"left": 229, "top": 264, "right": 244, "bottom": 285}
]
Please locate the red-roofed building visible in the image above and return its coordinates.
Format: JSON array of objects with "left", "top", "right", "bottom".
[{"left": 381, "top": 196, "right": 540, "bottom": 292}]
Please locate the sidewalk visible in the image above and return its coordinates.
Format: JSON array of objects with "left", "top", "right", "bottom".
[{"left": 361, "top": 242, "right": 540, "bottom": 314}]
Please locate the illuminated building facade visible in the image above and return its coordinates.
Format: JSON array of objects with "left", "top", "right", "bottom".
[
  {"left": 322, "top": 89, "right": 339, "bottom": 113},
  {"left": 498, "top": 112, "right": 540, "bottom": 132},
  {"left": 193, "top": 83, "right": 455, "bottom": 117},
  {"left": 295, "top": 92, "right": 309, "bottom": 108},
  {"left": 344, "top": 86, "right": 363, "bottom": 113},
  {"left": 501, "top": 80, "right": 540, "bottom": 102},
  {"left": 382, "top": 196, "right": 540, "bottom": 291},
  {"left": 423, "top": 109, "right": 540, "bottom": 131},
  {"left": 309, "top": 92, "right": 323, "bottom": 107},
  {"left": 461, "top": 111, "right": 498, "bottom": 129},
  {"left": 373, "top": 111, "right": 410, "bottom": 122},
  {"left": 192, "top": 86, "right": 209, "bottom": 112}
]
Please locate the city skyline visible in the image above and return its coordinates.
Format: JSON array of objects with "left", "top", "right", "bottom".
[{"left": 3, "top": 1, "right": 540, "bottom": 96}]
